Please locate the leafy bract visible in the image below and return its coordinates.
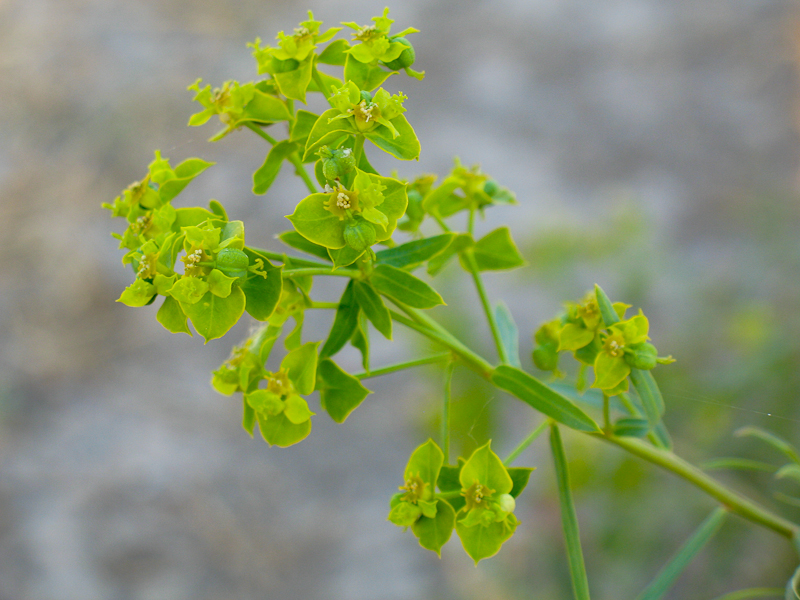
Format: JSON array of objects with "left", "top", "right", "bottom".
[{"left": 316, "top": 358, "right": 371, "bottom": 423}]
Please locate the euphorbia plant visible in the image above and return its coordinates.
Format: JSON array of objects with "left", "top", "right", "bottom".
[{"left": 105, "top": 8, "right": 800, "bottom": 595}]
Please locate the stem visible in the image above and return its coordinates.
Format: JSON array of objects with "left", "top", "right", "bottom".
[
  {"left": 386, "top": 301, "right": 799, "bottom": 546},
  {"left": 463, "top": 250, "right": 509, "bottom": 364},
  {"left": 353, "top": 353, "right": 452, "bottom": 380},
  {"left": 432, "top": 212, "right": 451, "bottom": 232},
  {"left": 603, "top": 394, "right": 610, "bottom": 432},
  {"left": 504, "top": 419, "right": 550, "bottom": 466},
  {"left": 282, "top": 267, "right": 360, "bottom": 279},
  {"left": 595, "top": 433, "right": 799, "bottom": 540},
  {"left": 245, "top": 246, "right": 331, "bottom": 269},
  {"left": 468, "top": 206, "right": 475, "bottom": 236},
  {"left": 243, "top": 122, "right": 318, "bottom": 195},
  {"left": 353, "top": 134, "right": 365, "bottom": 165},
  {"left": 437, "top": 490, "right": 462, "bottom": 501},
  {"left": 309, "top": 301, "right": 339, "bottom": 310},
  {"left": 442, "top": 361, "right": 456, "bottom": 464}
]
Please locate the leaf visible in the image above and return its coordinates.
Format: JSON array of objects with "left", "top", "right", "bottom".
[
  {"left": 318, "top": 39, "right": 350, "bottom": 66},
  {"left": 630, "top": 367, "right": 665, "bottom": 426},
  {"left": 350, "top": 313, "right": 370, "bottom": 372},
  {"left": 404, "top": 439, "right": 445, "bottom": 488},
  {"left": 242, "top": 90, "right": 293, "bottom": 123},
  {"left": 735, "top": 426, "right": 800, "bottom": 465},
  {"left": 437, "top": 464, "right": 462, "bottom": 492},
  {"left": 374, "top": 233, "right": 456, "bottom": 270},
  {"left": 593, "top": 353, "right": 631, "bottom": 391},
  {"left": 492, "top": 365, "right": 600, "bottom": 432},
  {"left": 257, "top": 411, "right": 312, "bottom": 447},
  {"left": 353, "top": 281, "right": 392, "bottom": 339},
  {"left": 320, "top": 280, "right": 360, "bottom": 358},
  {"left": 274, "top": 57, "right": 313, "bottom": 102},
  {"left": 253, "top": 140, "right": 299, "bottom": 195},
  {"left": 559, "top": 323, "right": 596, "bottom": 352},
  {"left": 459, "top": 442, "right": 513, "bottom": 495},
  {"left": 242, "top": 249, "right": 283, "bottom": 321},
  {"left": 182, "top": 287, "right": 246, "bottom": 342},
  {"left": 634, "top": 507, "right": 727, "bottom": 600},
  {"left": 507, "top": 467, "right": 534, "bottom": 498},
  {"left": 280, "top": 341, "right": 320, "bottom": 396},
  {"left": 283, "top": 394, "right": 314, "bottom": 424},
  {"left": 455, "top": 512, "right": 517, "bottom": 564},
  {"left": 344, "top": 55, "right": 395, "bottom": 90},
  {"left": 495, "top": 301, "right": 521, "bottom": 367},
  {"left": 550, "top": 424, "right": 591, "bottom": 600},
  {"left": 278, "top": 230, "right": 332, "bottom": 261},
  {"left": 364, "top": 113, "right": 420, "bottom": 160},
  {"left": 412, "top": 499, "right": 455, "bottom": 556},
  {"left": 117, "top": 279, "right": 156, "bottom": 307},
  {"left": 316, "top": 358, "right": 372, "bottom": 423},
  {"left": 289, "top": 110, "right": 320, "bottom": 145},
  {"left": 594, "top": 283, "right": 620, "bottom": 327},
  {"left": 287, "top": 192, "right": 346, "bottom": 249},
  {"left": 371, "top": 264, "right": 445, "bottom": 309},
  {"left": 304, "top": 108, "right": 357, "bottom": 160},
  {"left": 613, "top": 417, "right": 651, "bottom": 438},
  {"left": 464, "top": 227, "right": 525, "bottom": 271},
  {"left": 159, "top": 158, "right": 214, "bottom": 203},
  {"left": 156, "top": 295, "right": 192, "bottom": 335},
  {"left": 776, "top": 464, "right": 800, "bottom": 484},
  {"left": 328, "top": 246, "right": 364, "bottom": 268},
  {"left": 700, "top": 458, "right": 776, "bottom": 473}
]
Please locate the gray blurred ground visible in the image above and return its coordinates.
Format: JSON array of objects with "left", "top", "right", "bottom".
[{"left": 3, "top": 1, "right": 800, "bottom": 598}]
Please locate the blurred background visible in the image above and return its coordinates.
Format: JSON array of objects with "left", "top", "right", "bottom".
[{"left": 3, "top": 0, "right": 800, "bottom": 598}]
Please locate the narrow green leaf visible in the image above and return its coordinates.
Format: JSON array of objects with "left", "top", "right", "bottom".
[
  {"left": 630, "top": 368, "right": 665, "bottom": 426},
  {"left": 635, "top": 507, "right": 727, "bottom": 600},
  {"left": 465, "top": 227, "right": 526, "bottom": 271},
  {"left": 412, "top": 499, "right": 455, "bottom": 556},
  {"left": 652, "top": 421, "right": 673, "bottom": 451},
  {"left": 371, "top": 264, "right": 445, "bottom": 309},
  {"left": 280, "top": 341, "right": 320, "bottom": 396},
  {"left": 278, "top": 230, "right": 332, "bottom": 261},
  {"left": 550, "top": 424, "right": 591, "bottom": 600},
  {"left": 736, "top": 426, "right": 800, "bottom": 465},
  {"left": 495, "top": 301, "right": 521, "bottom": 367},
  {"left": 776, "top": 464, "right": 800, "bottom": 484},
  {"left": 182, "top": 287, "right": 246, "bottom": 343},
  {"left": 374, "top": 233, "right": 456, "bottom": 270},
  {"left": 594, "top": 284, "right": 620, "bottom": 327},
  {"left": 709, "top": 588, "right": 784, "bottom": 600},
  {"left": 156, "top": 295, "right": 192, "bottom": 335},
  {"left": 353, "top": 281, "right": 392, "bottom": 339},
  {"left": 253, "top": 140, "right": 299, "bottom": 195},
  {"left": 350, "top": 312, "right": 370, "bottom": 372},
  {"left": 700, "top": 458, "right": 776, "bottom": 473},
  {"left": 492, "top": 365, "right": 601, "bottom": 432},
  {"left": 320, "top": 280, "right": 360, "bottom": 358},
  {"left": 613, "top": 417, "right": 651, "bottom": 438},
  {"left": 316, "top": 358, "right": 372, "bottom": 423}
]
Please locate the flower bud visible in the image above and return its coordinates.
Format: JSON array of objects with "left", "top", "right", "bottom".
[
  {"left": 483, "top": 179, "right": 500, "bottom": 197},
  {"left": 343, "top": 218, "right": 377, "bottom": 252},
  {"left": 215, "top": 248, "right": 249, "bottom": 279},
  {"left": 382, "top": 37, "right": 416, "bottom": 70}
]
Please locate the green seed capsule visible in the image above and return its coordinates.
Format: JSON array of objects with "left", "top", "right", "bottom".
[
  {"left": 319, "top": 146, "right": 356, "bottom": 181},
  {"left": 532, "top": 343, "right": 559, "bottom": 372},
  {"left": 215, "top": 248, "right": 249, "bottom": 279},
  {"left": 382, "top": 37, "right": 415, "bottom": 70},
  {"left": 483, "top": 179, "right": 499, "bottom": 197},
  {"left": 625, "top": 342, "right": 658, "bottom": 370},
  {"left": 343, "top": 219, "right": 377, "bottom": 252}
]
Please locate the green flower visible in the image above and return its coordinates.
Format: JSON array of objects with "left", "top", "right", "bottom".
[
  {"left": 327, "top": 82, "right": 407, "bottom": 137},
  {"left": 288, "top": 167, "right": 407, "bottom": 251},
  {"left": 455, "top": 442, "right": 519, "bottom": 563},
  {"left": 243, "top": 342, "right": 320, "bottom": 447},
  {"left": 342, "top": 8, "right": 417, "bottom": 65}
]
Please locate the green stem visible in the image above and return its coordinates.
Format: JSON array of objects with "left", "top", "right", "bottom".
[
  {"left": 243, "top": 122, "right": 318, "bottom": 194},
  {"left": 436, "top": 490, "right": 462, "bottom": 501},
  {"left": 282, "top": 267, "right": 360, "bottom": 279},
  {"left": 595, "top": 433, "right": 799, "bottom": 540},
  {"left": 468, "top": 206, "right": 475, "bottom": 236},
  {"left": 432, "top": 212, "right": 451, "bottom": 232},
  {"left": 386, "top": 302, "right": 799, "bottom": 546},
  {"left": 463, "top": 250, "right": 509, "bottom": 364},
  {"left": 353, "top": 134, "right": 365, "bottom": 165},
  {"left": 603, "top": 394, "right": 610, "bottom": 432},
  {"left": 504, "top": 419, "right": 550, "bottom": 466},
  {"left": 353, "top": 353, "right": 452, "bottom": 380},
  {"left": 442, "top": 361, "right": 456, "bottom": 465},
  {"left": 309, "top": 301, "right": 340, "bottom": 310},
  {"left": 245, "top": 246, "right": 330, "bottom": 269}
]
